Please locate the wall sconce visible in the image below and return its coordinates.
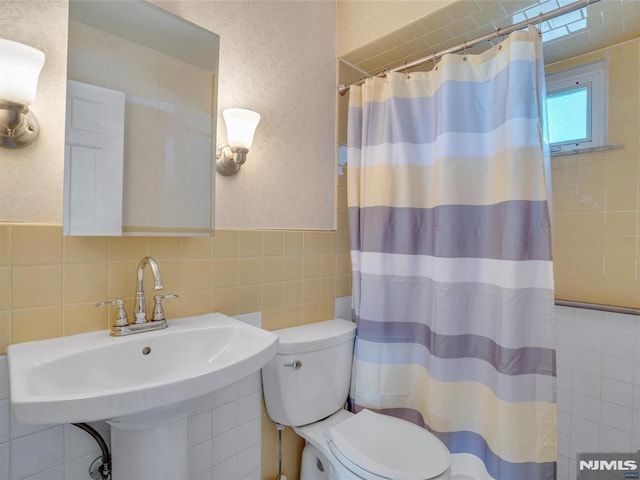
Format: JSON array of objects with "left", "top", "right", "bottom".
[
  {"left": 216, "top": 108, "right": 261, "bottom": 176},
  {"left": 0, "top": 39, "right": 45, "bottom": 149}
]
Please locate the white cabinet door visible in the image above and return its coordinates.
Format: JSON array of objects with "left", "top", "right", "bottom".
[{"left": 64, "top": 80, "right": 125, "bottom": 236}]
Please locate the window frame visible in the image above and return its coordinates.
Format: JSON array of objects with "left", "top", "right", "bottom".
[{"left": 545, "top": 60, "right": 608, "bottom": 154}]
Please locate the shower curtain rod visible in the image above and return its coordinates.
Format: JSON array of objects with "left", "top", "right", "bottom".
[{"left": 337, "top": 0, "right": 601, "bottom": 95}]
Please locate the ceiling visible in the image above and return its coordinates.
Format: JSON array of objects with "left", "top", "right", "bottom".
[{"left": 339, "top": 0, "right": 640, "bottom": 75}]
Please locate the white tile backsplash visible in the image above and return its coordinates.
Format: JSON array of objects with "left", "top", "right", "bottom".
[
  {"left": 23, "top": 466, "right": 64, "bottom": 480},
  {"left": 556, "top": 305, "right": 640, "bottom": 480},
  {"left": 190, "top": 439, "right": 214, "bottom": 476},
  {"left": 0, "top": 350, "right": 263, "bottom": 480},
  {"left": 234, "top": 311, "right": 262, "bottom": 329},
  {"left": 64, "top": 453, "right": 99, "bottom": 480},
  {"left": 0, "top": 356, "right": 9, "bottom": 400},
  {"left": 63, "top": 424, "right": 102, "bottom": 462},
  {"left": 602, "top": 313, "right": 637, "bottom": 357},
  {"left": 0, "top": 442, "right": 10, "bottom": 480},
  {"left": 10, "top": 410, "right": 52, "bottom": 441},
  {"left": 572, "top": 370, "right": 602, "bottom": 399},
  {"left": 11, "top": 427, "right": 64, "bottom": 480},
  {"left": 212, "top": 428, "right": 239, "bottom": 466},
  {"left": 334, "top": 295, "right": 351, "bottom": 320},
  {"left": 213, "top": 455, "right": 238, "bottom": 480},
  {"left": 238, "top": 392, "right": 261, "bottom": 424},
  {"left": 0, "top": 398, "right": 9, "bottom": 444},
  {"left": 603, "top": 353, "right": 634, "bottom": 383},
  {"left": 0, "top": 311, "right": 265, "bottom": 480},
  {"left": 599, "top": 425, "right": 632, "bottom": 452},
  {"left": 602, "top": 377, "right": 634, "bottom": 407},
  {"left": 573, "top": 308, "right": 605, "bottom": 352},
  {"left": 571, "top": 393, "right": 600, "bottom": 421},
  {"left": 237, "top": 371, "right": 261, "bottom": 397},
  {"left": 601, "top": 401, "right": 633, "bottom": 432},
  {"left": 238, "top": 418, "right": 261, "bottom": 451},
  {"left": 190, "top": 411, "right": 213, "bottom": 446},
  {"left": 213, "top": 382, "right": 239, "bottom": 408},
  {"left": 572, "top": 348, "right": 603, "bottom": 375},
  {"left": 237, "top": 444, "right": 261, "bottom": 479},
  {"left": 570, "top": 416, "right": 599, "bottom": 444},
  {"left": 191, "top": 467, "right": 214, "bottom": 480},
  {"left": 213, "top": 401, "right": 239, "bottom": 436}
]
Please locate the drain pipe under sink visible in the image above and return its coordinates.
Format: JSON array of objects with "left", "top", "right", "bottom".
[{"left": 72, "top": 423, "right": 111, "bottom": 480}]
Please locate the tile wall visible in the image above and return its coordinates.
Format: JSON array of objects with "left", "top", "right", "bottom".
[
  {"left": 556, "top": 305, "right": 640, "bottom": 480},
  {"left": 0, "top": 219, "right": 351, "bottom": 480},
  {"left": 0, "top": 226, "right": 351, "bottom": 352},
  {"left": 338, "top": 0, "right": 640, "bottom": 75},
  {"left": 549, "top": 38, "right": 640, "bottom": 308},
  {"left": 337, "top": 0, "right": 448, "bottom": 57}
]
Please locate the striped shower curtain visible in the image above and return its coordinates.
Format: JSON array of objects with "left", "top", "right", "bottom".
[{"left": 347, "top": 29, "right": 556, "bottom": 480}]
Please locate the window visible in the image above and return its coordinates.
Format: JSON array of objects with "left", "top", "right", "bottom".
[{"left": 545, "top": 60, "right": 607, "bottom": 154}]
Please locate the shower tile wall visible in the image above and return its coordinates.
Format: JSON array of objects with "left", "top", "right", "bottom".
[
  {"left": 549, "top": 38, "right": 640, "bottom": 308},
  {"left": 556, "top": 305, "right": 640, "bottom": 480}
]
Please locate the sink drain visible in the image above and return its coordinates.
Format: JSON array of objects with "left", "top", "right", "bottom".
[{"left": 142, "top": 346, "right": 151, "bottom": 355}]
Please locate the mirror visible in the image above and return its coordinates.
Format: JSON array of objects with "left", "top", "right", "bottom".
[{"left": 64, "top": 0, "right": 219, "bottom": 236}]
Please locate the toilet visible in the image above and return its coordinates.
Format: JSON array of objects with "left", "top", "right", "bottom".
[{"left": 262, "top": 319, "right": 451, "bottom": 480}]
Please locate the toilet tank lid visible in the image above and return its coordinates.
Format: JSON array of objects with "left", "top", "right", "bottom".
[{"left": 275, "top": 319, "right": 356, "bottom": 354}]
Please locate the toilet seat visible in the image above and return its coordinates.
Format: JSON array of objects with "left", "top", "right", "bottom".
[{"left": 326, "top": 409, "right": 450, "bottom": 480}]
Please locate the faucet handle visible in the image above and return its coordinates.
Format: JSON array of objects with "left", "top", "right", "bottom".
[
  {"left": 95, "top": 299, "right": 129, "bottom": 327},
  {"left": 152, "top": 293, "right": 179, "bottom": 321}
]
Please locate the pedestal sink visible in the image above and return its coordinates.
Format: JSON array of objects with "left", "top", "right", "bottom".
[{"left": 7, "top": 312, "right": 278, "bottom": 479}]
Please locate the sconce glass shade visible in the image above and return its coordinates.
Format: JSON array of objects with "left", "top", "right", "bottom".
[
  {"left": 223, "top": 108, "right": 261, "bottom": 149},
  {"left": 0, "top": 39, "right": 45, "bottom": 105}
]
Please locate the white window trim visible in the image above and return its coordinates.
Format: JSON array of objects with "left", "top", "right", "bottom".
[{"left": 546, "top": 60, "right": 608, "bottom": 154}]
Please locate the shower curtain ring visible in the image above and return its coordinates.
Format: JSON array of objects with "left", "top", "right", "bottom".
[
  {"left": 403, "top": 61, "right": 410, "bottom": 79},
  {"left": 463, "top": 41, "right": 468, "bottom": 61},
  {"left": 538, "top": 12, "right": 543, "bottom": 35}
]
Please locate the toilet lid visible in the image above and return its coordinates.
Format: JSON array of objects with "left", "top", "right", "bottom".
[{"left": 326, "top": 409, "right": 450, "bottom": 480}]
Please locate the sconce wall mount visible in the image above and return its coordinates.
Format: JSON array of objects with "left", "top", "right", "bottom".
[
  {"left": 215, "top": 108, "right": 260, "bottom": 176},
  {"left": 0, "top": 38, "right": 45, "bottom": 149},
  {"left": 0, "top": 101, "right": 40, "bottom": 148},
  {"left": 216, "top": 145, "right": 249, "bottom": 176}
]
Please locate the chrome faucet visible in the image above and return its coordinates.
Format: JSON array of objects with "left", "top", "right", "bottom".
[
  {"left": 134, "top": 256, "right": 164, "bottom": 324},
  {"left": 96, "top": 256, "right": 178, "bottom": 337}
]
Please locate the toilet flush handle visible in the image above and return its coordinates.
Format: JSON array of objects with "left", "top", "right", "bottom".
[{"left": 284, "top": 360, "right": 302, "bottom": 369}]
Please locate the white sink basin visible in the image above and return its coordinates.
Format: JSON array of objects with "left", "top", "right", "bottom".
[{"left": 8, "top": 312, "right": 277, "bottom": 424}]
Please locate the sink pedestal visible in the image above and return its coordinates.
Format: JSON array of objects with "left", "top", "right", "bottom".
[{"left": 108, "top": 405, "right": 189, "bottom": 480}]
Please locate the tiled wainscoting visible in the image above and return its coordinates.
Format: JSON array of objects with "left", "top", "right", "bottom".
[
  {"left": 556, "top": 305, "right": 640, "bottom": 479},
  {"left": 16, "top": 301, "right": 640, "bottom": 480}
]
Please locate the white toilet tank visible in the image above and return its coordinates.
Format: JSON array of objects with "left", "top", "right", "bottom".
[{"left": 262, "top": 319, "right": 356, "bottom": 427}]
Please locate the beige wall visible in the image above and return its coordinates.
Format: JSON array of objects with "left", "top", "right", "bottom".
[
  {"left": 337, "top": 0, "right": 449, "bottom": 56},
  {"left": 550, "top": 39, "right": 640, "bottom": 308},
  {"left": 0, "top": 0, "right": 337, "bottom": 230},
  {"left": 1, "top": 1, "right": 343, "bottom": 478},
  {"left": 0, "top": 1, "right": 68, "bottom": 224}
]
